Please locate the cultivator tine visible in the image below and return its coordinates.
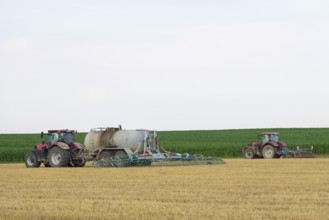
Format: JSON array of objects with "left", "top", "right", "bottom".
[
  {"left": 280, "top": 150, "right": 315, "bottom": 158},
  {"left": 294, "top": 152, "right": 314, "bottom": 158}
]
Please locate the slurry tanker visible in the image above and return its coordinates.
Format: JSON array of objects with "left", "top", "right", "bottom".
[{"left": 25, "top": 126, "right": 225, "bottom": 168}]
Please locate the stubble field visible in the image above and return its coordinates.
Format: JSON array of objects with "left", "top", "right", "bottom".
[{"left": 0, "top": 158, "right": 328, "bottom": 220}]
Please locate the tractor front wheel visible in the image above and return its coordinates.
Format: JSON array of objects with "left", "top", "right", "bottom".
[
  {"left": 47, "top": 147, "right": 70, "bottom": 167},
  {"left": 244, "top": 148, "right": 255, "bottom": 159},
  {"left": 24, "top": 152, "right": 41, "bottom": 168},
  {"left": 262, "top": 145, "right": 277, "bottom": 159}
]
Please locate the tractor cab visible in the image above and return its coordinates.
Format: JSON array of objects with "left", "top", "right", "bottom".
[
  {"left": 259, "top": 132, "right": 279, "bottom": 145},
  {"left": 42, "top": 130, "right": 76, "bottom": 145},
  {"left": 47, "top": 132, "right": 59, "bottom": 144},
  {"left": 58, "top": 131, "right": 75, "bottom": 145}
]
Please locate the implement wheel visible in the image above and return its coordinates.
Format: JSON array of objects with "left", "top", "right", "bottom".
[
  {"left": 24, "top": 152, "right": 41, "bottom": 168},
  {"left": 262, "top": 145, "right": 277, "bottom": 159},
  {"left": 114, "top": 151, "right": 128, "bottom": 159},
  {"left": 244, "top": 148, "right": 255, "bottom": 159},
  {"left": 47, "top": 147, "right": 70, "bottom": 167},
  {"left": 99, "top": 151, "right": 111, "bottom": 161},
  {"left": 113, "top": 151, "right": 129, "bottom": 167},
  {"left": 98, "top": 151, "right": 112, "bottom": 166}
]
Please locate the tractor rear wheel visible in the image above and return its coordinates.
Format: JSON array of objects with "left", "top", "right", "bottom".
[
  {"left": 47, "top": 147, "right": 70, "bottom": 167},
  {"left": 262, "top": 145, "right": 277, "bottom": 159},
  {"left": 244, "top": 148, "right": 255, "bottom": 159},
  {"left": 24, "top": 152, "right": 41, "bottom": 168}
]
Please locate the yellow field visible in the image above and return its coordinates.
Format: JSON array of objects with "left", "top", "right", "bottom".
[{"left": 0, "top": 159, "right": 328, "bottom": 220}]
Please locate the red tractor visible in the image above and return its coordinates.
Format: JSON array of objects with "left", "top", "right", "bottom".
[
  {"left": 241, "top": 132, "right": 314, "bottom": 159},
  {"left": 242, "top": 132, "right": 287, "bottom": 159},
  {"left": 24, "top": 129, "right": 86, "bottom": 167}
]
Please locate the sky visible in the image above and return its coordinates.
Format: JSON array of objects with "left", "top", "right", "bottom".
[{"left": 0, "top": 0, "right": 329, "bottom": 133}]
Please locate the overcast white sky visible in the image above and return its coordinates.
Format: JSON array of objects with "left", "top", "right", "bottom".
[{"left": 1, "top": 0, "right": 329, "bottom": 133}]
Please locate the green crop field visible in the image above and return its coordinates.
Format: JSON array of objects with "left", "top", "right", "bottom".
[
  {"left": 159, "top": 128, "right": 329, "bottom": 157},
  {"left": 0, "top": 128, "right": 329, "bottom": 163}
]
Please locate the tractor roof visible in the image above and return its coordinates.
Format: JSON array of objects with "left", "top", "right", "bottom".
[
  {"left": 260, "top": 132, "right": 279, "bottom": 135},
  {"left": 47, "top": 129, "right": 77, "bottom": 133}
]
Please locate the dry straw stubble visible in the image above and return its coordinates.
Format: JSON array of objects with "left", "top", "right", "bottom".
[{"left": 0, "top": 158, "right": 328, "bottom": 220}]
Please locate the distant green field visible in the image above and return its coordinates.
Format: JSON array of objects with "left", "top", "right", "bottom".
[
  {"left": 0, "top": 128, "right": 329, "bottom": 163},
  {"left": 159, "top": 128, "right": 329, "bottom": 157}
]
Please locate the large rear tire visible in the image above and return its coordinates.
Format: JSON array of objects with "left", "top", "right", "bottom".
[
  {"left": 262, "top": 145, "right": 277, "bottom": 159},
  {"left": 24, "top": 152, "right": 41, "bottom": 168},
  {"left": 244, "top": 148, "right": 255, "bottom": 159},
  {"left": 47, "top": 147, "right": 70, "bottom": 167}
]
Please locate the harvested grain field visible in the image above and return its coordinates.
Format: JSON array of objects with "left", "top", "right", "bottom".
[{"left": 0, "top": 158, "right": 328, "bottom": 220}]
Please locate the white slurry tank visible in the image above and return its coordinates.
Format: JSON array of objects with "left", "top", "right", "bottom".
[{"left": 84, "top": 126, "right": 158, "bottom": 154}]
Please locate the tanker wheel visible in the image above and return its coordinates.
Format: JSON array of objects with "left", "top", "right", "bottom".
[
  {"left": 99, "top": 151, "right": 111, "bottom": 161},
  {"left": 262, "top": 145, "right": 277, "bottom": 159},
  {"left": 244, "top": 148, "right": 255, "bottom": 159},
  {"left": 113, "top": 151, "right": 129, "bottom": 167},
  {"left": 114, "top": 151, "right": 128, "bottom": 159},
  {"left": 47, "top": 147, "right": 70, "bottom": 167},
  {"left": 96, "top": 151, "right": 114, "bottom": 167},
  {"left": 24, "top": 152, "right": 41, "bottom": 168}
]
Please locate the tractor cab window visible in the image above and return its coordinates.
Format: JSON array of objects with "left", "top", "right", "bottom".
[
  {"left": 60, "top": 132, "right": 74, "bottom": 145},
  {"left": 269, "top": 134, "right": 279, "bottom": 142},
  {"left": 48, "top": 133, "right": 59, "bottom": 144},
  {"left": 261, "top": 135, "right": 269, "bottom": 144}
]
